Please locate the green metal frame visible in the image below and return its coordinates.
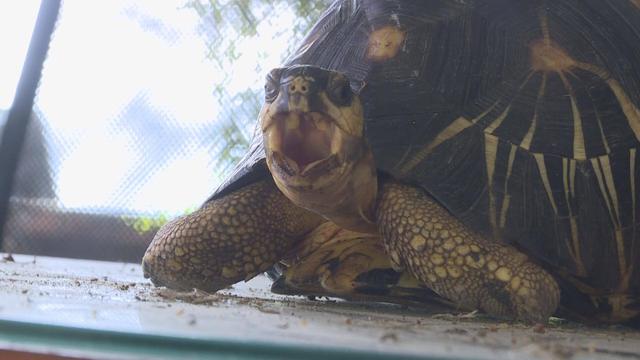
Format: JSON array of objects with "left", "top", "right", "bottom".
[{"left": 0, "top": 318, "right": 459, "bottom": 360}]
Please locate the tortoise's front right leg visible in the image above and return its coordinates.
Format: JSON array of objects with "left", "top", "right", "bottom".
[{"left": 142, "top": 179, "right": 323, "bottom": 292}]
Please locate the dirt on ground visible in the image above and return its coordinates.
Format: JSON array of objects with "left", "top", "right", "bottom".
[{"left": 0, "top": 254, "right": 638, "bottom": 360}]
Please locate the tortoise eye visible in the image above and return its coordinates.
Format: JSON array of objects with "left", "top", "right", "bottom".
[
  {"left": 327, "top": 73, "right": 353, "bottom": 106},
  {"left": 265, "top": 68, "right": 283, "bottom": 102}
]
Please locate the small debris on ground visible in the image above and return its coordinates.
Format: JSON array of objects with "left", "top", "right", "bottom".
[
  {"left": 257, "top": 307, "right": 280, "bottom": 315},
  {"left": 380, "top": 332, "right": 399, "bottom": 343},
  {"left": 458, "top": 310, "right": 479, "bottom": 318},
  {"left": 444, "top": 328, "right": 468, "bottom": 335},
  {"left": 2, "top": 254, "right": 14, "bottom": 262},
  {"left": 533, "top": 323, "right": 546, "bottom": 334},
  {"left": 156, "top": 288, "right": 221, "bottom": 304},
  {"left": 431, "top": 310, "right": 480, "bottom": 321}
]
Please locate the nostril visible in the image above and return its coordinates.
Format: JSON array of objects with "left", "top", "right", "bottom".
[
  {"left": 301, "top": 85, "right": 307, "bottom": 92},
  {"left": 290, "top": 84, "right": 296, "bottom": 92}
]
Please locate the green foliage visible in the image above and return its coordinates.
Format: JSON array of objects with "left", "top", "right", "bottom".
[
  {"left": 184, "top": 0, "right": 328, "bottom": 38},
  {"left": 122, "top": 207, "right": 196, "bottom": 235},
  {"left": 182, "top": 0, "right": 327, "bottom": 176},
  {"left": 218, "top": 121, "right": 249, "bottom": 161}
]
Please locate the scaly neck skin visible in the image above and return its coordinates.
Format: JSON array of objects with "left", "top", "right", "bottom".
[{"left": 267, "top": 135, "right": 378, "bottom": 234}]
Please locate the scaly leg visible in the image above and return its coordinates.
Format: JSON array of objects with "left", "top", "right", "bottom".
[
  {"left": 142, "top": 179, "right": 323, "bottom": 291},
  {"left": 376, "top": 181, "right": 560, "bottom": 322}
]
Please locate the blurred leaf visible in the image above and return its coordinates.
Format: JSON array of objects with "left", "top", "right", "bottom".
[
  {"left": 122, "top": 207, "right": 196, "bottom": 236},
  {"left": 182, "top": 0, "right": 327, "bottom": 176}
]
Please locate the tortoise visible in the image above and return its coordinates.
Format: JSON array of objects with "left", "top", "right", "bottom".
[{"left": 142, "top": 0, "right": 640, "bottom": 324}]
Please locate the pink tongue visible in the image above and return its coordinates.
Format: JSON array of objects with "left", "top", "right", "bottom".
[{"left": 282, "top": 113, "right": 331, "bottom": 169}]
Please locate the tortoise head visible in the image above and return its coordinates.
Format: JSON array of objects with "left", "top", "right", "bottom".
[{"left": 260, "top": 65, "right": 377, "bottom": 233}]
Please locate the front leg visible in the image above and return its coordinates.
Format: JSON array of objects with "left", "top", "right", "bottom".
[
  {"left": 142, "top": 179, "right": 323, "bottom": 292},
  {"left": 376, "top": 181, "right": 559, "bottom": 322}
]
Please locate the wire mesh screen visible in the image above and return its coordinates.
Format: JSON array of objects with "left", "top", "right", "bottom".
[{"left": 2, "top": 0, "right": 327, "bottom": 262}]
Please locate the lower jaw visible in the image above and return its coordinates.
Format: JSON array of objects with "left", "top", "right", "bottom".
[
  {"left": 268, "top": 145, "right": 378, "bottom": 234},
  {"left": 269, "top": 156, "right": 347, "bottom": 193}
]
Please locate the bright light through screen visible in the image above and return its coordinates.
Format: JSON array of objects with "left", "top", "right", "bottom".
[
  {"left": 35, "top": 1, "right": 314, "bottom": 215},
  {"left": 0, "top": 1, "right": 40, "bottom": 110}
]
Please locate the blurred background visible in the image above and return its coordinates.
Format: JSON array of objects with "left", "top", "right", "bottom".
[{"left": 0, "top": 0, "right": 328, "bottom": 262}]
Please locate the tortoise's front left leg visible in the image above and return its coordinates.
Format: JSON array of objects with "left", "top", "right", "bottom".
[
  {"left": 142, "top": 179, "right": 323, "bottom": 292},
  {"left": 376, "top": 181, "right": 560, "bottom": 323}
]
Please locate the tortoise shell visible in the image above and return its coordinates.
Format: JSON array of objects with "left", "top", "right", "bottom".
[{"left": 214, "top": 0, "right": 640, "bottom": 318}]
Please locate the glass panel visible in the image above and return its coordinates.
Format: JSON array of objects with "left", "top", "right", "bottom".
[{"left": 2, "top": 0, "right": 327, "bottom": 261}]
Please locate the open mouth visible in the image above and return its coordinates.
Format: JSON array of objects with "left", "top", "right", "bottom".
[{"left": 267, "top": 111, "right": 339, "bottom": 176}]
